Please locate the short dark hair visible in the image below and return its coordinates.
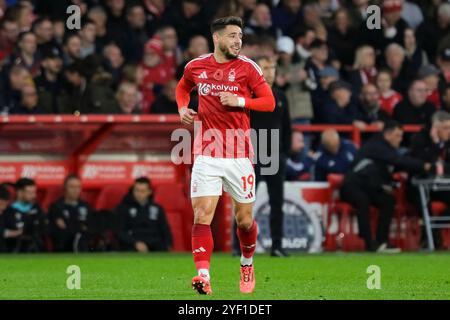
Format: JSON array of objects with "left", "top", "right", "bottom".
[
  {"left": 15, "top": 178, "right": 36, "bottom": 191},
  {"left": 383, "top": 120, "right": 403, "bottom": 133},
  {"left": 64, "top": 174, "right": 81, "bottom": 188},
  {"left": 134, "top": 177, "right": 152, "bottom": 187},
  {"left": 210, "top": 16, "right": 243, "bottom": 35}
]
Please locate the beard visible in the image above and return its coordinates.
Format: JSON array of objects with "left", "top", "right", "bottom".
[{"left": 219, "top": 42, "right": 240, "bottom": 59}]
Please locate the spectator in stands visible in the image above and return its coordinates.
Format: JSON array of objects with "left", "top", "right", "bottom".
[
  {"left": 10, "top": 31, "right": 40, "bottom": 77},
  {"left": 116, "top": 82, "right": 140, "bottom": 114},
  {"left": 292, "top": 26, "right": 315, "bottom": 63},
  {"left": 62, "top": 33, "right": 82, "bottom": 66},
  {"left": 52, "top": 18, "right": 65, "bottom": 47},
  {"left": 151, "top": 79, "right": 177, "bottom": 114},
  {"left": 403, "top": 27, "right": 427, "bottom": 76},
  {"left": 244, "top": 3, "right": 279, "bottom": 39},
  {"left": 162, "top": 0, "right": 209, "bottom": 49},
  {"left": 313, "top": 129, "right": 357, "bottom": 182},
  {"left": 2, "top": 178, "right": 48, "bottom": 253},
  {"left": 349, "top": 45, "right": 377, "bottom": 95},
  {"left": 48, "top": 174, "right": 93, "bottom": 252},
  {"left": 104, "top": 0, "right": 128, "bottom": 50},
  {"left": 116, "top": 177, "right": 172, "bottom": 252},
  {"left": 393, "top": 79, "right": 436, "bottom": 126},
  {"left": 438, "top": 47, "right": 450, "bottom": 94},
  {"left": 156, "top": 25, "right": 181, "bottom": 78},
  {"left": 272, "top": 0, "right": 303, "bottom": 36},
  {"left": 417, "top": 64, "right": 441, "bottom": 109},
  {"left": 79, "top": 18, "right": 97, "bottom": 59},
  {"left": 87, "top": 6, "right": 111, "bottom": 55},
  {"left": 0, "top": 64, "right": 31, "bottom": 113},
  {"left": 340, "top": 121, "right": 432, "bottom": 253},
  {"left": 417, "top": 2, "right": 450, "bottom": 62},
  {"left": 13, "top": 2, "right": 34, "bottom": 33},
  {"left": 359, "top": 0, "right": 408, "bottom": 53},
  {"left": 176, "top": 34, "right": 209, "bottom": 79},
  {"left": 142, "top": 0, "right": 167, "bottom": 33},
  {"left": 102, "top": 43, "right": 124, "bottom": 89},
  {"left": 345, "top": 0, "right": 370, "bottom": 27},
  {"left": 286, "top": 131, "right": 314, "bottom": 181},
  {"left": 302, "top": 2, "right": 327, "bottom": 42},
  {"left": 442, "top": 84, "right": 450, "bottom": 113},
  {"left": 0, "top": 16, "right": 19, "bottom": 65},
  {"left": 327, "top": 8, "right": 357, "bottom": 74},
  {"left": 275, "top": 35, "right": 312, "bottom": 123},
  {"left": 357, "top": 83, "right": 391, "bottom": 127},
  {"left": 322, "top": 80, "right": 362, "bottom": 127},
  {"left": 34, "top": 45, "right": 63, "bottom": 114},
  {"left": 401, "top": 0, "right": 424, "bottom": 30},
  {"left": 123, "top": 3, "right": 149, "bottom": 63},
  {"left": 10, "top": 84, "right": 43, "bottom": 114},
  {"left": 32, "top": 17, "right": 55, "bottom": 54},
  {"left": 376, "top": 69, "right": 402, "bottom": 116},
  {"left": 384, "top": 43, "right": 414, "bottom": 95}
]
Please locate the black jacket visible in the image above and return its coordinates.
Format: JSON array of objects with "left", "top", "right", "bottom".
[
  {"left": 48, "top": 198, "right": 93, "bottom": 234},
  {"left": 2, "top": 203, "right": 47, "bottom": 236},
  {"left": 409, "top": 128, "right": 450, "bottom": 176},
  {"left": 115, "top": 193, "right": 172, "bottom": 250},
  {"left": 344, "top": 134, "right": 426, "bottom": 191},
  {"left": 251, "top": 87, "right": 292, "bottom": 157}
]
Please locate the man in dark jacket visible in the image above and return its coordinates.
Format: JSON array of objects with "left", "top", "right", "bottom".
[
  {"left": 48, "top": 174, "right": 93, "bottom": 252},
  {"left": 116, "top": 177, "right": 172, "bottom": 252},
  {"left": 407, "top": 111, "right": 450, "bottom": 247},
  {"left": 340, "top": 121, "right": 431, "bottom": 252},
  {"left": 2, "top": 178, "right": 48, "bottom": 252}
]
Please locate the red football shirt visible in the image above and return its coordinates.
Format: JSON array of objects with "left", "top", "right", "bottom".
[{"left": 182, "top": 53, "right": 266, "bottom": 159}]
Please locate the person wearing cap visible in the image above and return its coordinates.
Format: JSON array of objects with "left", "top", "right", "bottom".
[
  {"left": 322, "top": 79, "right": 362, "bottom": 126},
  {"left": 34, "top": 45, "right": 63, "bottom": 113},
  {"left": 417, "top": 64, "right": 441, "bottom": 109},
  {"left": 276, "top": 35, "right": 313, "bottom": 123}
]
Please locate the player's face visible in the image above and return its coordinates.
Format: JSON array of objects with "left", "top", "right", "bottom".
[
  {"left": 18, "top": 185, "right": 37, "bottom": 204},
  {"left": 217, "top": 25, "right": 242, "bottom": 59},
  {"left": 65, "top": 178, "right": 82, "bottom": 201},
  {"left": 133, "top": 183, "right": 152, "bottom": 204}
]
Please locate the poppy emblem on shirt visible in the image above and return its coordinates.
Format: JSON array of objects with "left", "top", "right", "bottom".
[{"left": 214, "top": 69, "right": 223, "bottom": 81}]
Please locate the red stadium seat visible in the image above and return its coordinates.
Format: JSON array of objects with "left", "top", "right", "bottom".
[
  {"left": 154, "top": 183, "right": 193, "bottom": 252},
  {"left": 95, "top": 185, "right": 129, "bottom": 210}
]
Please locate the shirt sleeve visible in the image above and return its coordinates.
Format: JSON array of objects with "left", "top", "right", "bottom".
[{"left": 246, "top": 60, "right": 266, "bottom": 93}]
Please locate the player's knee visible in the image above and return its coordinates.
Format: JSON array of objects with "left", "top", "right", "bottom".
[
  {"left": 193, "top": 205, "right": 213, "bottom": 224},
  {"left": 235, "top": 212, "right": 253, "bottom": 230}
]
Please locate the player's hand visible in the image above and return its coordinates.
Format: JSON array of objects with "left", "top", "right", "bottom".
[
  {"left": 219, "top": 92, "right": 240, "bottom": 107},
  {"left": 135, "top": 241, "right": 149, "bottom": 253},
  {"left": 424, "top": 162, "right": 432, "bottom": 172},
  {"left": 5, "top": 228, "right": 23, "bottom": 238},
  {"left": 179, "top": 107, "right": 197, "bottom": 125}
]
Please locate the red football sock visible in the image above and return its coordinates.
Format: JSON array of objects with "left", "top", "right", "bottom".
[
  {"left": 237, "top": 220, "right": 258, "bottom": 259},
  {"left": 192, "top": 224, "right": 214, "bottom": 271}
]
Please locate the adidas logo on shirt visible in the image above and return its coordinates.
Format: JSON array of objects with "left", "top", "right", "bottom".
[
  {"left": 198, "top": 71, "right": 208, "bottom": 79},
  {"left": 245, "top": 192, "right": 254, "bottom": 200}
]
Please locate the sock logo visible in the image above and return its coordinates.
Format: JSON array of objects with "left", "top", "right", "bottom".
[
  {"left": 192, "top": 247, "right": 207, "bottom": 253},
  {"left": 243, "top": 244, "right": 256, "bottom": 249}
]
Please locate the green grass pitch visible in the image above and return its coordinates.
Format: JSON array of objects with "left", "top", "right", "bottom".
[{"left": 0, "top": 252, "right": 449, "bottom": 300}]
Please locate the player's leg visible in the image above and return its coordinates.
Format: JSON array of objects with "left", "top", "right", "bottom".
[
  {"left": 190, "top": 156, "right": 223, "bottom": 295},
  {"left": 223, "top": 157, "right": 257, "bottom": 293}
]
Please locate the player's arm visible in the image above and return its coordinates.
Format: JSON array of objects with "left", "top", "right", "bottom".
[
  {"left": 176, "top": 76, "right": 197, "bottom": 125},
  {"left": 219, "top": 82, "right": 275, "bottom": 112}
]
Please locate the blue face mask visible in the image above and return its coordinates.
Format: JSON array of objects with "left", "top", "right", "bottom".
[{"left": 11, "top": 201, "right": 33, "bottom": 213}]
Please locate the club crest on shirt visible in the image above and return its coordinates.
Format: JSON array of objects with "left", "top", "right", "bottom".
[
  {"left": 228, "top": 69, "right": 235, "bottom": 82},
  {"left": 149, "top": 206, "right": 158, "bottom": 220},
  {"left": 129, "top": 208, "right": 137, "bottom": 218}
]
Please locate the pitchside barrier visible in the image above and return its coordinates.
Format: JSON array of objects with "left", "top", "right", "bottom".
[{"left": 3, "top": 115, "right": 447, "bottom": 252}]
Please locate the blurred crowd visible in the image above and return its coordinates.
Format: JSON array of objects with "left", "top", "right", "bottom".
[{"left": 0, "top": 0, "right": 448, "bottom": 119}]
